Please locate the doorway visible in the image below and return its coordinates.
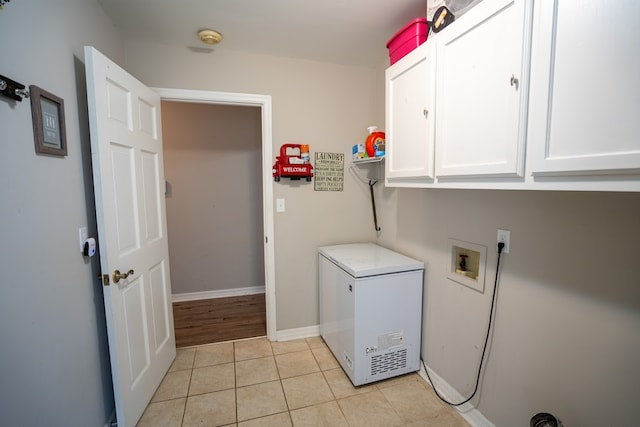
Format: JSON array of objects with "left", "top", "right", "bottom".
[{"left": 154, "top": 88, "right": 276, "bottom": 342}]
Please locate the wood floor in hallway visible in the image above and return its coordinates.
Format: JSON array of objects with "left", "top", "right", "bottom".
[{"left": 173, "top": 294, "right": 266, "bottom": 348}]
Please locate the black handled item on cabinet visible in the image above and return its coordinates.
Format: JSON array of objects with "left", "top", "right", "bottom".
[{"left": 432, "top": 6, "right": 455, "bottom": 33}]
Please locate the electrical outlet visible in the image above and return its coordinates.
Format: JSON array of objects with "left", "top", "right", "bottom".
[
  {"left": 497, "top": 229, "right": 510, "bottom": 253},
  {"left": 276, "top": 198, "right": 285, "bottom": 213}
]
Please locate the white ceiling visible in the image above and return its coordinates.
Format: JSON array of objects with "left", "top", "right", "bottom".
[{"left": 97, "top": 0, "right": 428, "bottom": 67}]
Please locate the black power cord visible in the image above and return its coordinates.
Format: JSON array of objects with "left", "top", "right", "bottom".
[{"left": 422, "top": 241, "right": 505, "bottom": 406}]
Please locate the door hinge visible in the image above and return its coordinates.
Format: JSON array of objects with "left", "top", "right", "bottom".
[{"left": 98, "top": 274, "right": 110, "bottom": 286}]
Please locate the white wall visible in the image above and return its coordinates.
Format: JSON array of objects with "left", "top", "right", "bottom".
[
  {"left": 124, "top": 42, "right": 383, "bottom": 330},
  {"left": 161, "top": 101, "right": 265, "bottom": 294},
  {"left": 0, "top": 1, "right": 122, "bottom": 425},
  {"left": 382, "top": 188, "right": 640, "bottom": 426}
]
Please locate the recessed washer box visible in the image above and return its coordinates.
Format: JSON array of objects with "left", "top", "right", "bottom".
[{"left": 447, "top": 238, "right": 487, "bottom": 293}]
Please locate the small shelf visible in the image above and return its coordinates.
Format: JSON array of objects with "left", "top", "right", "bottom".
[{"left": 353, "top": 156, "right": 384, "bottom": 165}]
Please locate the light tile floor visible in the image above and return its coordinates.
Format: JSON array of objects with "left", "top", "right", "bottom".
[{"left": 137, "top": 336, "right": 469, "bottom": 427}]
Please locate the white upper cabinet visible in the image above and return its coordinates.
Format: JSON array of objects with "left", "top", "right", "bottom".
[
  {"left": 527, "top": 0, "right": 640, "bottom": 176},
  {"left": 435, "top": 0, "right": 531, "bottom": 178},
  {"left": 383, "top": 0, "right": 640, "bottom": 190},
  {"left": 385, "top": 40, "right": 437, "bottom": 182}
]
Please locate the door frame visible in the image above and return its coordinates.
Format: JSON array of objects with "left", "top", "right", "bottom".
[{"left": 153, "top": 88, "right": 276, "bottom": 340}]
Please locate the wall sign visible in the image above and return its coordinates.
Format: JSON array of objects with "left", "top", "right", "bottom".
[
  {"left": 30, "top": 85, "right": 67, "bottom": 157},
  {"left": 314, "top": 152, "right": 344, "bottom": 191}
]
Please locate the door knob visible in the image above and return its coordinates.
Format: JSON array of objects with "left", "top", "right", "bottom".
[{"left": 112, "top": 269, "right": 134, "bottom": 284}]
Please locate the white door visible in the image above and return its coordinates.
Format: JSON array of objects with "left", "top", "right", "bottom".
[{"left": 85, "top": 46, "right": 176, "bottom": 427}]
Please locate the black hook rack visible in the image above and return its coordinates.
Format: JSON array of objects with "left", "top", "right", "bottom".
[{"left": 0, "top": 74, "right": 29, "bottom": 102}]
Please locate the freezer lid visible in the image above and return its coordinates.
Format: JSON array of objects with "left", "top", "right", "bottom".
[{"left": 318, "top": 243, "right": 424, "bottom": 277}]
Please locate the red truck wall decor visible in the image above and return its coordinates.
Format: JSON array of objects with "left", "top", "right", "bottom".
[{"left": 272, "top": 144, "right": 313, "bottom": 182}]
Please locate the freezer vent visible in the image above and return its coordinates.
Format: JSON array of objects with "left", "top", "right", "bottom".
[{"left": 370, "top": 348, "right": 407, "bottom": 376}]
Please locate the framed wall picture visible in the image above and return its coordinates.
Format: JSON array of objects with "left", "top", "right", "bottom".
[{"left": 29, "top": 85, "right": 67, "bottom": 157}]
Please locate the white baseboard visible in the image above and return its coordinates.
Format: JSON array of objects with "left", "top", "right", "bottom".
[
  {"left": 275, "top": 324, "right": 320, "bottom": 342},
  {"left": 172, "top": 286, "right": 265, "bottom": 302},
  {"left": 418, "top": 362, "right": 495, "bottom": 427}
]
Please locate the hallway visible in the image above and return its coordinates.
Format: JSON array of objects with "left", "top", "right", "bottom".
[{"left": 173, "top": 295, "right": 266, "bottom": 347}]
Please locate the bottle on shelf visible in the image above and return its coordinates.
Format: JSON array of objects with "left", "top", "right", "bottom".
[{"left": 365, "top": 126, "right": 385, "bottom": 158}]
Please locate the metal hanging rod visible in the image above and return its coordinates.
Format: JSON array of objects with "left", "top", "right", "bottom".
[
  {"left": 369, "top": 179, "right": 381, "bottom": 233},
  {"left": 348, "top": 165, "right": 383, "bottom": 233}
]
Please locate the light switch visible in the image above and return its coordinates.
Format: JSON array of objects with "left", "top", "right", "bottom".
[{"left": 276, "top": 198, "right": 285, "bottom": 213}]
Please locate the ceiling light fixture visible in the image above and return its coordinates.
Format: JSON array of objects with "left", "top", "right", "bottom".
[{"left": 197, "top": 29, "right": 223, "bottom": 45}]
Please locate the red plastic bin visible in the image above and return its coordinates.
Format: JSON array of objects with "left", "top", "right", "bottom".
[{"left": 386, "top": 18, "right": 428, "bottom": 65}]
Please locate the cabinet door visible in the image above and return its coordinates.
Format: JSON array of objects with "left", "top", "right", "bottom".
[
  {"left": 435, "top": 0, "right": 530, "bottom": 178},
  {"left": 528, "top": 0, "right": 640, "bottom": 176},
  {"left": 385, "top": 40, "right": 436, "bottom": 181}
]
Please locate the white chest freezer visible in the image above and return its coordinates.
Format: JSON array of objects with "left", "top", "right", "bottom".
[{"left": 319, "top": 243, "right": 424, "bottom": 386}]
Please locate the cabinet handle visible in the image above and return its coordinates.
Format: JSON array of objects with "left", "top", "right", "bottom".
[{"left": 510, "top": 75, "right": 519, "bottom": 87}]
